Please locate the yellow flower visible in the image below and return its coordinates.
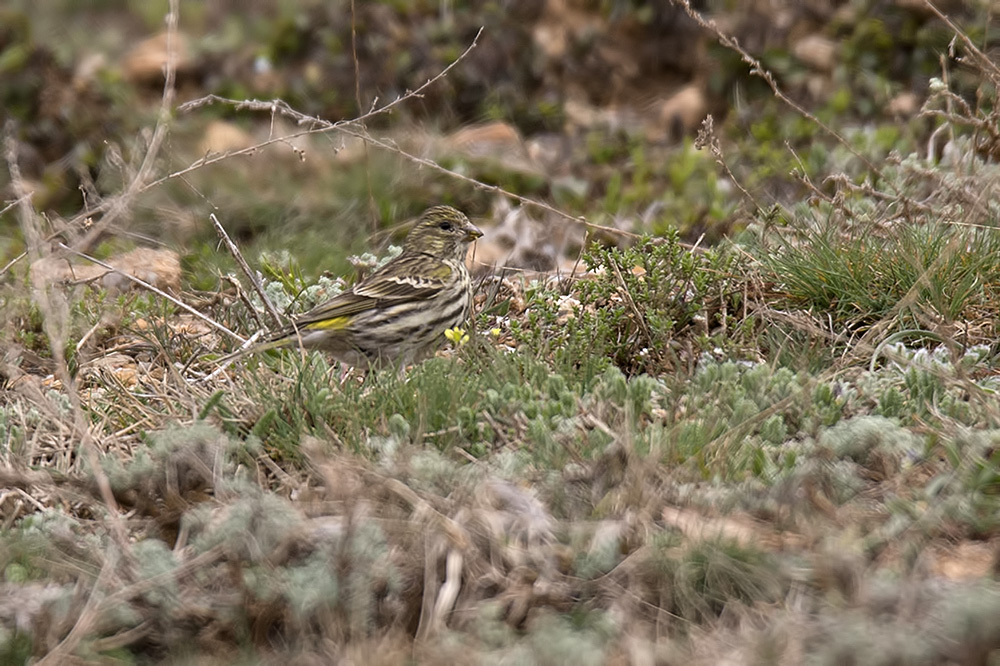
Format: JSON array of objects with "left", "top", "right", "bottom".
[{"left": 444, "top": 326, "right": 470, "bottom": 346}]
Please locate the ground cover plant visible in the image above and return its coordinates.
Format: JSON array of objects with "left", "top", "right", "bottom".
[{"left": 3, "top": 0, "right": 1000, "bottom": 663}]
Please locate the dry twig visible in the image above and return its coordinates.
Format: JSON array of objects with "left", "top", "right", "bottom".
[
  {"left": 210, "top": 212, "right": 284, "bottom": 327},
  {"left": 58, "top": 243, "right": 245, "bottom": 343},
  {"left": 671, "top": 0, "right": 891, "bottom": 192}
]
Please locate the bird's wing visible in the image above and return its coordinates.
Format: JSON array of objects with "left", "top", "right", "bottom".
[
  {"left": 353, "top": 257, "right": 453, "bottom": 300},
  {"left": 290, "top": 254, "right": 453, "bottom": 330}
]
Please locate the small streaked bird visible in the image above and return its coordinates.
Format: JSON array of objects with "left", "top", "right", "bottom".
[{"left": 222, "top": 205, "right": 482, "bottom": 370}]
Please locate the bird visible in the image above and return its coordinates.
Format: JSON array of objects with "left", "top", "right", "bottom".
[{"left": 221, "top": 205, "right": 483, "bottom": 370}]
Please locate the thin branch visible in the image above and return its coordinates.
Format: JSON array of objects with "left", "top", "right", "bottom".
[
  {"left": 924, "top": 0, "right": 1000, "bottom": 80},
  {"left": 340, "top": 126, "right": 639, "bottom": 239},
  {"left": 138, "top": 118, "right": 329, "bottom": 194},
  {"left": 169, "top": 96, "right": 641, "bottom": 240},
  {"left": 177, "top": 27, "right": 483, "bottom": 126},
  {"left": 695, "top": 114, "right": 761, "bottom": 212},
  {"left": 0, "top": 250, "right": 27, "bottom": 278},
  {"left": 6, "top": 116, "right": 134, "bottom": 623},
  {"left": 70, "top": 2, "right": 181, "bottom": 254},
  {"left": 210, "top": 212, "right": 284, "bottom": 327},
  {"left": 139, "top": 28, "right": 484, "bottom": 198},
  {"left": 155, "top": 123, "right": 640, "bottom": 244},
  {"left": 670, "top": 0, "right": 893, "bottom": 193},
  {"left": 58, "top": 243, "right": 246, "bottom": 344},
  {"left": 153, "top": 26, "right": 643, "bottom": 242},
  {"left": 350, "top": 0, "right": 380, "bottom": 234}
]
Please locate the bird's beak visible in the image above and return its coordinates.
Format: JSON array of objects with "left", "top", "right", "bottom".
[{"left": 465, "top": 225, "right": 484, "bottom": 241}]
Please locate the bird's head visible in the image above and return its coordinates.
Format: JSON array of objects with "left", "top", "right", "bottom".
[{"left": 404, "top": 206, "right": 483, "bottom": 261}]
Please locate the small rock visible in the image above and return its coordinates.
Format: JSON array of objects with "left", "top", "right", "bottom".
[
  {"left": 440, "top": 121, "right": 540, "bottom": 177},
  {"left": 80, "top": 353, "right": 139, "bottom": 388},
  {"left": 651, "top": 84, "right": 708, "bottom": 141},
  {"left": 533, "top": 21, "right": 568, "bottom": 61},
  {"left": 805, "top": 74, "right": 828, "bottom": 101},
  {"left": 929, "top": 541, "right": 998, "bottom": 580},
  {"left": 198, "top": 120, "right": 254, "bottom": 155},
  {"left": 121, "top": 32, "right": 194, "bottom": 85},
  {"left": 72, "top": 52, "right": 107, "bottom": 92},
  {"left": 100, "top": 248, "right": 182, "bottom": 293},
  {"left": 32, "top": 247, "right": 182, "bottom": 294},
  {"left": 445, "top": 121, "right": 525, "bottom": 160},
  {"left": 563, "top": 97, "right": 604, "bottom": 130},
  {"left": 525, "top": 133, "right": 571, "bottom": 173},
  {"left": 556, "top": 295, "right": 580, "bottom": 325},
  {"left": 793, "top": 34, "right": 838, "bottom": 72},
  {"left": 886, "top": 91, "right": 920, "bottom": 117}
]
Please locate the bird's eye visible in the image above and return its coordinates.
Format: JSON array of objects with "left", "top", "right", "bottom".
[{"left": 438, "top": 221, "right": 454, "bottom": 231}]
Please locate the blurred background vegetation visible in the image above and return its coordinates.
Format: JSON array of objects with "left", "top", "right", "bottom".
[{"left": 1, "top": 0, "right": 982, "bottom": 277}]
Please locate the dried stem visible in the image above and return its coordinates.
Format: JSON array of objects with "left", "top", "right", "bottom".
[
  {"left": 58, "top": 243, "right": 246, "bottom": 343},
  {"left": 159, "top": 26, "right": 641, "bottom": 242},
  {"left": 210, "top": 212, "right": 284, "bottom": 327},
  {"left": 924, "top": 0, "right": 1000, "bottom": 80},
  {"left": 670, "top": 0, "right": 892, "bottom": 193},
  {"left": 70, "top": 1, "right": 182, "bottom": 254}
]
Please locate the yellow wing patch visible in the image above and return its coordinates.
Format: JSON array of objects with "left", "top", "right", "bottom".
[{"left": 305, "top": 316, "right": 350, "bottom": 331}]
